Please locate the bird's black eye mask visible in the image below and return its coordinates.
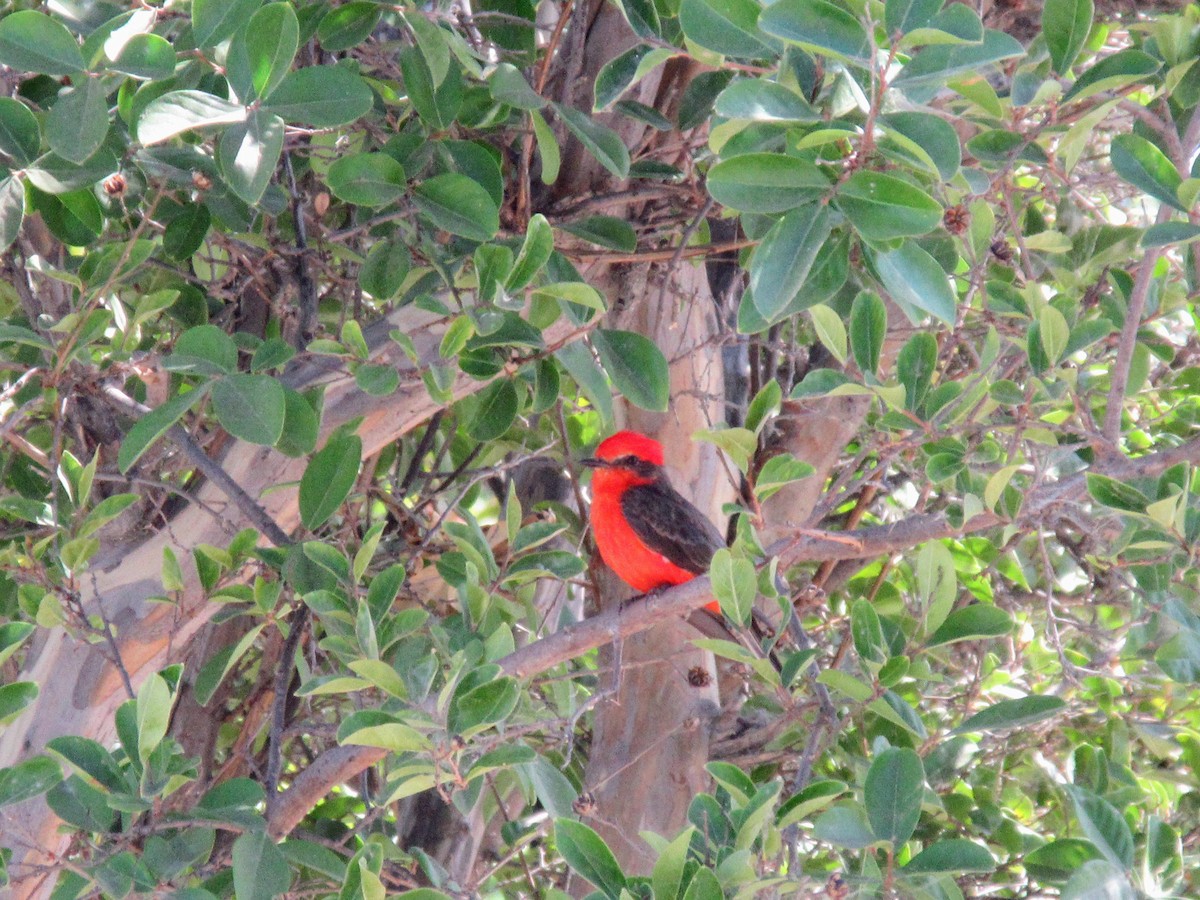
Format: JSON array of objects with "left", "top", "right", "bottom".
[{"left": 580, "top": 455, "right": 659, "bottom": 478}]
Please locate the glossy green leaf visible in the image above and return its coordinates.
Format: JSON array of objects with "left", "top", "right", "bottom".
[
  {"left": 218, "top": 110, "right": 284, "bottom": 205},
  {"left": 851, "top": 599, "right": 887, "bottom": 664},
  {"left": 953, "top": 695, "right": 1066, "bottom": 734},
  {"left": 885, "top": 0, "right": 943, "bottom": 35},
  {"left": 413, "top": 173, "right": 500, "bottom": 242},
  {"left": 138, "top": 90, "right": 247, "bottom": 145},
  {"left": 881, "top": 111, "right": 961, "bottom": 179},
  {"left": 489, "top": 63, "right": 546, "bottom": 110},
  {"left": 1061, "top": 49, "right": 1159, "bottom": 104},
  {"left": 46, "top": 79, "right": 108, "bottom": 165},
  {"left": 555, "top": 820, "right": 627, "bottom": 898},
  {"left": 0, "top": 682, "right": 37, "bottom": 722},
  {"left": 555, "top": 104, "right": 630, "bottom": 179},
  {"left": 243, "top": 2, "right": 299, "bottom": 99},
  {"left": 118, "top": 386, "right": 211, "bottom": 474},
  {"left": 894, "top": 29, "right": 1025, "bottom": 93},
  {"left": 592, "top": 328, "right": 669, "bottom": 411},
  {"left": 109, "top": 33, "right": 176, "bottom": 80},
  {"left": 904, "top": 839, "right": 996, "bottom": 873},
  {"left": 232, "top": 831, "right": 292, "bottom": 900},
  {"left": 707, "top": 153, "right": 829, "bottom": 213},
  {"left": 1086, "top": 473, "right": 1149, "bottom": 513},
  {"left": 749, "top": 205, "right": 835, "bottom": 323},
  {"left": 594, "top": 45, "right": 673, "bottom": 111},
  {"left": 558, "top": 216, "right": 637, "bottom": 251},
  {"left": 714, "top": 78, "right": 820, "bottom": 122},
  {"left": 850, "top": 290, "right": 886, "bottom": 376},
  {"left": 327, "top": 153, "right": 406, "bottom": 207},
  {"left": 0, "top": 756, "right": 63, "bottom": 807},
  {"left": 317, "top": 1, "right": 382, "bottom": 52},
  {"left": 0, "top": 98, "right": 40, "bottom": 166},
  {"left": 299, "top": 433, "right": 363, "bottom": 530},
  {"left": 1044, "top": 0, "right": 1094, "bottom": 75},
  {"left": 836, "top": 171, "right": 942, "bottom": 241},
  {"left": 1065, "top": 786, "right": 1134, "bottom": 869},
  {"left": 679, "top": 0, "right": 775, "bottom": 58},
  {"left": 865, "top": 747, "right": 923, "bottom": 845},
  {"left": 264, "top": 66, "right": 374, "bottom": 127},
  {"left": 1110, "top": 134, "right": 1185, "bottom": 212},
  {"left": 870, "top": 242, "right": 957, "bottom": 325},
  {"left": 211, "top": 374, "right": 285, "bottom": 445},
  {"left": 1155, "top": 629, "right": 1200, "bottom": 682},
  {"left": 759, "top": 0, "right": 871, "bottom": 65},
  {"left": 0, "top": 11, "right": 85, "bottom": 76},
  {"left": 360, "top": 239, "right": 410, "bottom": 299},
  {"left": 1142, "top": 221, "right": 1200, "bottom": 247},
  {"left": 193, "top": 0, "right": 261, "bottom": 48},
  {"left": 506, "top": 214, "right": 554, "bottom": 290},
  {"left": 468, "top": 380, "right": 519, "bottom": 441},
  {"left": 927, "top": 604, "right": 1012, "bottom": 646},
  {"left": 710, "top": 548, "right": 756, "bottom": 624}
]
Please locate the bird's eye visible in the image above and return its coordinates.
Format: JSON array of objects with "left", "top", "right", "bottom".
[{"left": 620, "top": 455, "right": 638, "bottom": 465}]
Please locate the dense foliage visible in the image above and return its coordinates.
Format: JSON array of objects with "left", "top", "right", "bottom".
[{"left": 1, "top": 0, "right": 1200, "bottom": 897}]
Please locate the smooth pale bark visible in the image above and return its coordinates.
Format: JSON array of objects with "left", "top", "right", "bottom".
[{"left": 0, "top": 307, "right": 580, "bottom": 897}]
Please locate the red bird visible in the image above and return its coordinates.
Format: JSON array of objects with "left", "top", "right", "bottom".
[{"left": 582, "top": 430, "right": 727, "bottom": 615}]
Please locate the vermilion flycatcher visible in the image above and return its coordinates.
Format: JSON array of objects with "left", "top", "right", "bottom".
[{"left": 582, "top": 430, "right": 726, "bottom": 614}]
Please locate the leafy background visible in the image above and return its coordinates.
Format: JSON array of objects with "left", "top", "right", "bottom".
[{"left": 0, "top": 0, "right": 1198, "bottom": 897}]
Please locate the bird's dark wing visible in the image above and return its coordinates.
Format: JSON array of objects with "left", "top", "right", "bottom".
[{"left": 620, "top": 477, "right": 727, "bottom": 575}]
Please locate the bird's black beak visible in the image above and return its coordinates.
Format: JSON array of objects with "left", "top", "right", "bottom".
[{"left": 580, "top": 457, "right": 607, "bottom": 469}]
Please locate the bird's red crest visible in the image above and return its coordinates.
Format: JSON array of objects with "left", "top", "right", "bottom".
[{"left": 594, "top": 430, "right": 664, "bottom": 465}]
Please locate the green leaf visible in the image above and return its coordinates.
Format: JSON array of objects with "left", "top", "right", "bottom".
[
  {"left": 211, "top": 374, "right": 285, "bottom": 445},
  {"left": 46, "top": 79, "right": 108, "bottom": 165},
  {"left": 360, "top": 239, "right": 410, "bottom": 299},
  {"left": 0, "top": 11, "right": 85, "bottom": 76},
  {"left": 399, "top": 44, "right": 460, "bottom": 130},
  {"left": 0, "top": 98, "right": 40, "bottom": 166},
  {"left": 749, "top": 205, "right": 835, "bottom": 323},
  {"left": 239, "top": 2, "right": 299, "bottom": 100},
  {"left": 678, "top": 0, "right": 775, "bottom": 58},
  {"left": 714, "top": 78, "right": 820, "bottom": 122},
  {"left": 754, "top": 452, "right": 813, "bottom": 501},
  {"left": 1062, "top": 49, "right": 1160, "bottom": 104},
  {"left": 744, "top": 381, "right": 782, "bottom": 434},
  {"left": 1155, "top": 629, "right": 1200, "bottom": 682},
  {"left": 194, "top": 625, "right": 266, "bottom": 706},
  {"left": 219, "top": 110, "right": 284, "bottom": 205},
  {"left": 531, "top": 109, "right": 560, "bottom": 184},
  {"left": 904, "top": 839, "right": 996, "bottom": 873},
  {"left": 1044, "top": 0, "right": 1094, "bottom": 75},
  {"left": 555, "top": 104, "right": 630, "bottom": 178},
  {"left": 317, "top": 1, "right": 382, "bottom": 52},
  {"left": 881, "top": 111, "right": 961, "bottom": 179},
  {"left": 870, "top": 242, "right": 957, "bottom": 325},
  {"left": 556, "top": 341, "right": 613, "bottom": 426},
  {"left": 849, "top": 290, "right": 887, "bottom": 376},
  {"left": 851, "top": 599, "right": 887, "bottom": 664},
  {"left": 299, "top": 433, "right": 363, "bottom": 530},
  {"left": 468, "top": 380, "right": 519, "bottom": 441},
  {"left": 0, "top": 682, "right": 37, "bottom": 723},
  {"left": 1086, "top": 473, "right": 1149, "bottom": 513},
  {"left": 0, "top": 756, "right": 63, "bottom": 807},
  {"left": 1039, "top": 305, "right": 1070, "bottom": 365},
  {"left": 885, "top": 0, "right": 943, "bottom": 35},
  {"left": 1110, "top": 134, "right": 1185, "bottom": 212},
  {"left": 927, "top": 604, "right": 1012, "bottom": 646},
  {"left": 592, "top": 329, "right": 669, "bottom": 411},
  {"left": 232, "top": 831, "right": 292, "bottom": 900},
  {"left": 109, "top": 33, "right": 176, "bottom": 80},
  {"left": 193, "top": 0, "right": 261, "bottom": 48},
  {"left": 1062, "top": 860, "right": 1136, "bottom": 900},
  {"left": 710, "top": 548, "right": 756, "bottom": 624},
  {"left": 651, "top": 826, "right": 694, "bottom": 900},
  {"left": 695, "top": 426, "right": 756, "bottom": 472},
  {"left": 813, "top": 803, "right": 876, "bottom": 848},
  {"left": 707, "top": 153, "right": 829, "bottom": 213},
  {"left": 893, "top": 29, "right": 1025, "bottom": 93},
  {"left": 758, "top": 0, "right": 870, "bottom": 65},
  {"left": 163, "top": 203, "right": 212, "bottom": 261},
  {"left": 413, "top": 173, "right": 500, "bottom": 242},
  {"left": 593, "top": 45, "right": 673, "bottom": 111},
  {"left": 138, "top": 90, "right": 247, "bottom": 145},
  {"left": 449, "top": 676, "right": 520, "bottom": 732},
  {"left": 1065, "top": 786, "right": 1134, "bottom": 869},
  {"left": 489, "top": 62, "right": 546, "bottom": 109},
  {"left": 1025, "top": 839, "right": 1104, "bottom": 882},
  {"left": 506, "top": 214, "right": 554, "bottom": 290},
  {"left": 264, "top": 66, "right": 374, "bottom": 127},
  {"left": 865, "top": 747, "right": 924, "bottom": 846},
  {"left": 953, "top": 696, "right": 1066, "bottom": 734},
  {"left": 558, "top": 216, "right": 637, "bottom": 251},
  {"left": 1142, "top": 221, "right": 1200, "bottom": 247},
  {"left": 118, "top": 386, "right": 211, "bottom": 474},
  {"left": 327, "top": 153, "right": 406, "bottom": 207},
  {"left": 136, "top": 674, "right": 172, "bottom": 765},
  {"left": 808, "top": 304, "right": 846, "bottom": 364},
  {"left": 836, "top": 171, "right": 942, "bottom": 241},
  {"left": 555, "top": 820, "right": 627, "bottom": 899}
]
